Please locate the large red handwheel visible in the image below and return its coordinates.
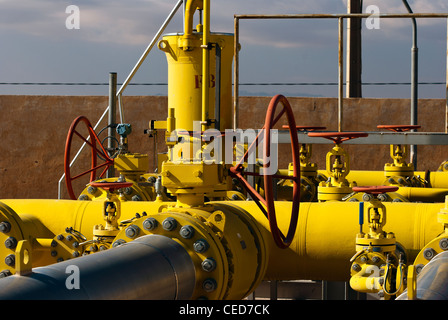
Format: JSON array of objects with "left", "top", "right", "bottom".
[
  {"left": 377, "top": 125, "right": 421, "bottom": 132},
  {"left": 89, "top": 181, "right": 133, "bottom": 193},
  {"left": 308, "top": 131, "right": 368, "bottom": 144},
  {"left": 230, "top": 94, "right": 300, "bottom": 249},
  {"left": 64, "top": 116, "right": 114, "bottom": 200},
  {"left": 352, "top": 185, "right": 399, "bottom": 195}
]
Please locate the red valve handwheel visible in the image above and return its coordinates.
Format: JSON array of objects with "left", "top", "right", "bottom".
[
  {"left": 64, "top": 116, "right": 115, "bottom": 200},
  {"left": 307, "top": 131, "right": 368, "bottom": 144},
  {"left": 89, "top": 181, "right": 133, "bottom": 193},
  {"left": 352, "top": 185, "right": 399, "bottom": 195},
  {"left": 377, "top": 125, "right": 421, "bottom": 132},
  {"left": 230, "top": 94, "right": 300, "bottom": 249}
]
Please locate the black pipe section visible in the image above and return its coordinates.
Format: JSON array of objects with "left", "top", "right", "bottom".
[{"left": 0, "top": 235, "right": 196, "bottom": 300}]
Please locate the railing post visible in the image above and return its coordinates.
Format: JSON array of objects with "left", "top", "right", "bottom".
[
  {"left": 107, "top": 72, "right": 117, "bottom": 178},
  {"left": 338, "top": 17, "right": 344, "bottom": 132}
]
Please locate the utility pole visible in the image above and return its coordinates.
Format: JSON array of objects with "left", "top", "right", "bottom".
[{"left": 346, "top": 0, "right": 363, "bottom": 98}]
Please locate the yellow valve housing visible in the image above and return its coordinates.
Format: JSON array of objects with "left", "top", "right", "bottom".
[{"left": 158, "top": 32, "right": 234, "bottom": 132}]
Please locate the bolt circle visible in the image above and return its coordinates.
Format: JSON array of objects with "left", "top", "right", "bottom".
[
  {"left": 142, "top": 218, "right": 158, "bottom": 231},
  {"left": 193, "top": 239, "right": 209, "bottom": 253},
  {"left": 179, "top": 225, "right": 195, "bottom": 239},
  {"left": 162, "top": 217, "right": 177, "bottom": 231},
  {"left": 125, "top": 225, "right": 140, "bottom": 239}
]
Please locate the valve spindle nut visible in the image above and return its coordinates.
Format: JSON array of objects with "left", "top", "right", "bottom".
[
  {"left": 0, "top": 222, "right": 11, "bottom": 233},
  {"left": 439, "top": 238, "right": 448, "bottom": 251},
  {"left": 143, "top": 218, "right": 158, "bottom": 231},
  {"left": 423, "top": 248, "right": 436, "bottom": 260},
  {"left": 179, "top": 225, "right": 195, "bottom": 239},
  {"left": 202, "top": 278, "right": 217, "bottom": 293},
  {"left": 193, "top": 239, "right": 209, "bottom": 253},
  {"left": 162, "top": 217, "right": 177, "bottom": 231},
  {"left": 4, "top": 254, "right": 15, "bottom": 267},
  {"left": 125, "top": 225, "right": 140, "bottom": 239},
  {"left": 201, "top": 258, "right": 217, "bottom": 272},
  {"left": 4, "top": 237, "right": 17, "bottom": 249}
]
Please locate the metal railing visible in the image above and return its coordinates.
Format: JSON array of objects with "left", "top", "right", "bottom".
[
  {"left": 57, "top": 0, "right": 184, "bottom": 199},
  {"left": 233, "top": 13, "right": 448, "bottom": 135}
]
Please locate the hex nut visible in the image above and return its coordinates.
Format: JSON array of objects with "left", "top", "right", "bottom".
[
  {"left": 4, "top": 254, "right": 15, "bottom": 267},
  {"left": 162, "top": 217, "right": 177, "bottom": 231},
  {"left": 4, "top": 237, "right": 17, "bottom": 249},
  {"left": 439, "top": 238, "right": 448, "bottom": 251},
  {"left": 201, "top": 258, "right": 217, "bottom": 272},
  {"left": 193, "top": 239, "right": 209, "bottom": 253},
  {"left": 352, "top": 263, "right": 361, "bottom": 272},
  {"left": 142, "top": 218, "right": 158, "bottom": 231},
  {"left": 125, "top": 225, "right": 140, "bottom": 238},
  {"left": 423, "top": 247, "right": 436, "bottom": 261},
  {"left": 0, "top": 222, "right": 11, "bottom": 233},
  {"left": 202, "top": 278, "right": 217, "bottom": 293},
  {"left": 179, "top": 225, "right": 195, "bottom": 239}
]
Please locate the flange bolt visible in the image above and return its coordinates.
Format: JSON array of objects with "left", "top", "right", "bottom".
[
  {"left": 201, "top": 258, "right": 217, "bottom": 272},
  {"left": 4, "top": 254, "right": 15, "bottom": 267},
  {"left": 125, "top": 225, "right": 140, "bottom": 238},
  {"left": 439, "top": 238, "right": 448, "bottom": 251},
  {"left": 423, "top": 247, "right": 436, "bottom": 261},
  {"left": 202, "top": 278, "right": 217, "bottom": 293},
  {"left": 0, "top": 222, "right": 11, "bottom": 233},
  {"left": 179, "top": 225, "right": 195, "bottom": 239},
  {"left": 143, "top": 218, "right": 158, "bottom": 231},
  {"left": 4, "top": 237, "right": 17, "bottom": 249},
  {"left": 162, "top": 217, "right": 177, "bottom": 231},
  {"left": 193, "top": 239, "right": 209, "bottom": 253}
]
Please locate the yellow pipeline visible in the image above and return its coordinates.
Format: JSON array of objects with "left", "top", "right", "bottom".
[
  {"left": 346, "top": 170, "right": 448, "bottom": 189},
  {"left": 1, "top": 199, "right": 443, "bottom": 282}
]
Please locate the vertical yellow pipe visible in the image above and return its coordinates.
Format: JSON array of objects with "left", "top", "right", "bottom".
[{"left": 202, "top": 0, "right": 210, "bottom": 131}]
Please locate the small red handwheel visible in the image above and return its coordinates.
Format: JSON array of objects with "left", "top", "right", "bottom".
[
  {"left": 64, "top": 116, "right": 115, "bottom": 200},
  {"left": 230, "top": 94, "right": 300, "bottom": 249},
  {"left": 308, "top": 131, "right": 368, "bottom": 144},
  {"left": 89, "top": 181, "right": 133, "bottom": 193},
  {"left": 377, "top": 125, "right": 421, "bottom": 132},
  {"left": 352, "top": 185, "right": 399, "bottom": 195}
]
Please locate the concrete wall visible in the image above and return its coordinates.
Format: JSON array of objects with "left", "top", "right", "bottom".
[{"left": 0, "top": 95, "right": 447, "bottom": 199}]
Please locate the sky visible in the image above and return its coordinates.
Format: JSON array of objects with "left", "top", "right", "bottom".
[{"left": 0, "top": 0, "right": 447, "bottom": 98}]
